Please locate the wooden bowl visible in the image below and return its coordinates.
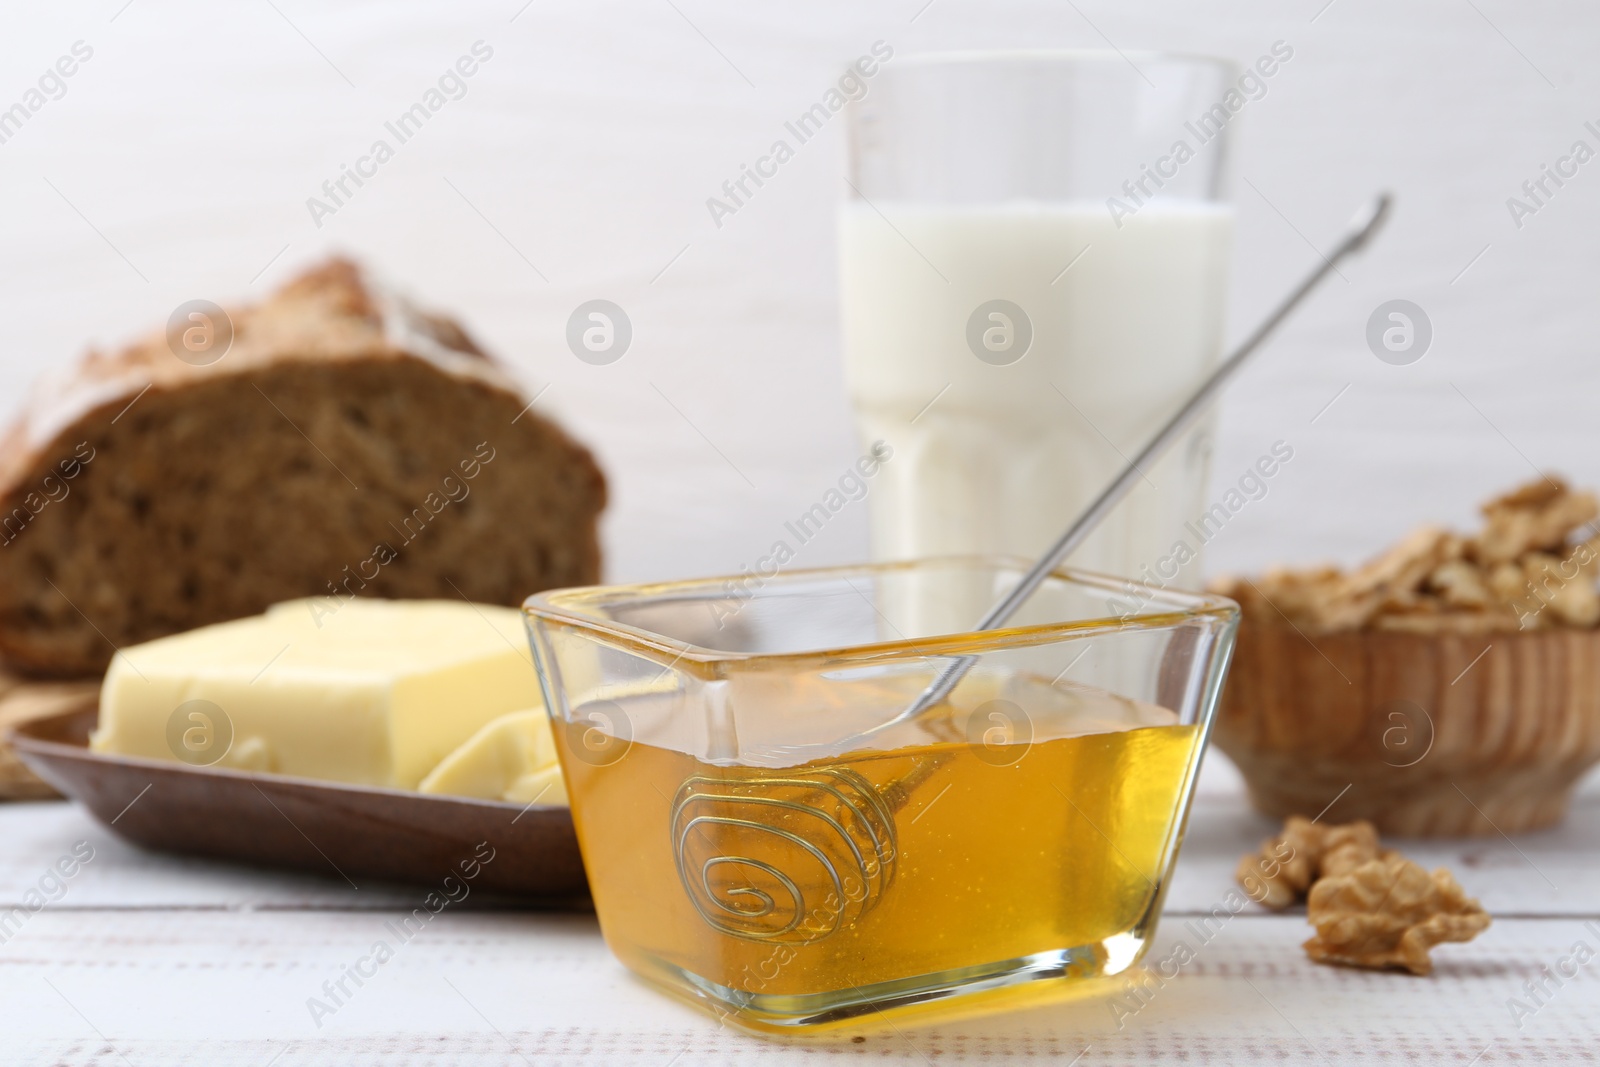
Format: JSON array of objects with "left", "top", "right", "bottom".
[{"left": 1214, "top": 619, "right": 1600, "bottom": 836}]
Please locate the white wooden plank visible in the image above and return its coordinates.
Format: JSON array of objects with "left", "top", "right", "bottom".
[
  {"left": 2, "top": 909, "right": 1595, "bottom": 1065},
  {"left": 2, "top": 758, "right": 1596, "bottom": 916},
  {"left": 1164, "top": 772, "right": 1600, "bottom": 918},
  {"left": 0, "top": 758, "right": 1595, "bottom": 1064},
  {"left": 0, "top": 800, "right": 421, "bottom": 910}
]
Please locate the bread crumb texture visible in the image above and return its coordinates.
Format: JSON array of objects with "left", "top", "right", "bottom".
[{"left": 0, "top": 259, "right": 606, "bottom": 676}]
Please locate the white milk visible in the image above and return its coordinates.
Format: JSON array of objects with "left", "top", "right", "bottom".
[{"left": 839, "top": 201, "right": 1232, "bottom": 629}]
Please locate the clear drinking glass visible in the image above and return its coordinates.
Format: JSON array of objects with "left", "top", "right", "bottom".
[
  {"left": 840, "top": 52, "right": 1237, "bottom": 612},
  {"left": 525, "top": 557, "right": 1238, "bottom": 1032}
]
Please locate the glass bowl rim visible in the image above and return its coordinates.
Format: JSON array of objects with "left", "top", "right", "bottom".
[{"left": 523, "top": 555, "right": 1239, "bottom": 671}]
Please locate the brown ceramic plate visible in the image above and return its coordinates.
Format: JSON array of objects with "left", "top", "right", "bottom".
[{"left": 6, "top": 699, "right": 589, "bottom": 903}]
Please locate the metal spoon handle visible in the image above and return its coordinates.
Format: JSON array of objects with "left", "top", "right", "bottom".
[{"left": 899, "top": 193, "right": 1393, "bottom": 720}]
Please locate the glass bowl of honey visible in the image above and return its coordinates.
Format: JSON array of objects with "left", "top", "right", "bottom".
[{"left": 524, "top": 556, "right": 1238, "bottom": 1033}]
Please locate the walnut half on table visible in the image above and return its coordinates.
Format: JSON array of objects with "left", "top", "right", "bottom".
[
  {"left": 1238, "top": 817, "right": 1491, "bottom": 975},
  {"left": 1304, "top": 855, "right": 1492, "bottom": 976}
]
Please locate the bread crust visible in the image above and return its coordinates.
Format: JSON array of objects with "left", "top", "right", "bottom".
[{"left": 0, "top": 259, "right": 605, "bottom": 676}]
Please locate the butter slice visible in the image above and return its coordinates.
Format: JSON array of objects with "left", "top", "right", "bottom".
[
  {"left": 92, "top": 599, "right": 539, "bottom": 789},
  {"left": 417, "top": 709, "right": 568, "bottom": 806}
]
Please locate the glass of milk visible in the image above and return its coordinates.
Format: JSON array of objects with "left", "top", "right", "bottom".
[{"left": 840, "top": 52, "right": 1237, "bottom": 621}]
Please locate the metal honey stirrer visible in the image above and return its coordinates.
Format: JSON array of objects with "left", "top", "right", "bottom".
[
  {"left": 673, "top": 194, "right": 1393, "bottom": 946},
  {"left": 881, "top": 192, "right": 1395, "bottom": 734}
]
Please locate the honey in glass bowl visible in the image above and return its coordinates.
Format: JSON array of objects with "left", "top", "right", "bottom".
[{"left": 525, "top": 558, "right": 1236, "bottom": 1032}]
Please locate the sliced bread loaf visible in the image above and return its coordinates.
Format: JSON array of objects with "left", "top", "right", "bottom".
[{"left": 0, "top": 259, "right": 605, "bottom": 676}]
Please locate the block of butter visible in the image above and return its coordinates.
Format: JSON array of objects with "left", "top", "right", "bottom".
[
  {"left": 91, "top": 599, "right": 540, "bottom": 789},
  {"left": 418, "top": 709, "right": 568, "bottom": 806}
]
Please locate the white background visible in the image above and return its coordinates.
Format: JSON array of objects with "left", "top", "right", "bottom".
[{"left": 2, "top": 0, "right": 1595, "bottom": 586}]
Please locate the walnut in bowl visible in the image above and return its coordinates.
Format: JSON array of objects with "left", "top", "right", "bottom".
[{"left": 1212, "top": 477, "right": 1600, "bottom": 837}]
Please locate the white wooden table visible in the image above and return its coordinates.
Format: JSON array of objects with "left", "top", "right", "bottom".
[{"left": 3, "top": 758, "right": 1596, "bottom": 1066}]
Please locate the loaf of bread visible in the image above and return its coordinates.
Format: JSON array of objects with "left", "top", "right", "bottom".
[{"left": 0, "top": 259, "right": 605, "bottom": 676}]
